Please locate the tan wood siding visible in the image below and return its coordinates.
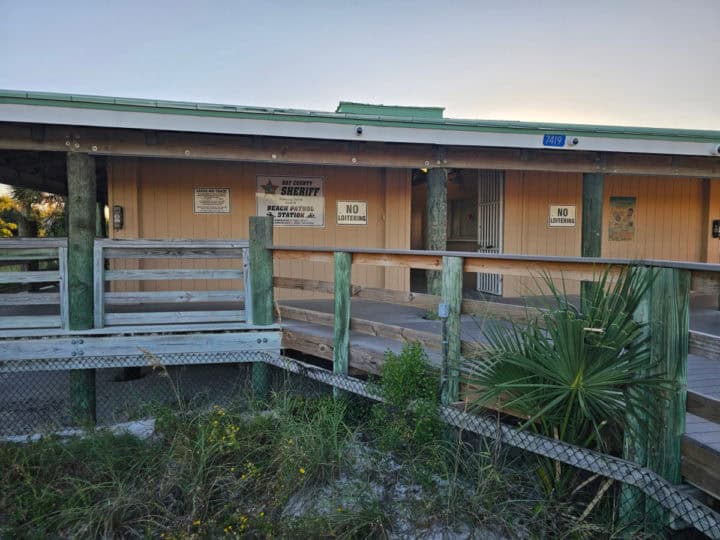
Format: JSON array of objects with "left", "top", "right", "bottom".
[
  {"left": 108, "top": 158, "right": 411, "bottom": 298},
  {"left": 503, "top": 171, "right": 583, "bottom": 297},
  {"left": 601, "top": 175, "right": 705, "bottom": 262}
]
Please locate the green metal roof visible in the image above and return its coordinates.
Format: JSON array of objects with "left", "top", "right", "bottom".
[
  {"left": 0, "top": 89, "right": 719, "bottom": 144},
  {"left": 336, "top": 101, "right": 444, "bottom": 119}
]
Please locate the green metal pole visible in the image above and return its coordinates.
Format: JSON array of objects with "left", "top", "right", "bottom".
[
  {"left": 249, "top": 215, "right": 274, "bottom": 399},
  {"left": 67, "top": 152, "right": 97, "bottom": 425},
  {"left": 333, "top": 252, "right": 352, "bottom": 398},
  {"left": 426, "top": 168, "right": 447, "bottom": 296}
]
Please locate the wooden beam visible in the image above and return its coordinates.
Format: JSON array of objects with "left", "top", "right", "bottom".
[
  {"left": 249, "top": 216, "right": 274, "bottom": 399},
  {"left": 686, "top": 390, "right": 720, "bottom": 424},
  {"left": 623, "top": 267, "right": 691, "bottom": 526},
  {"left": 426, "top": 168, "right": 447, "bottom": 295},
  {"left": 66, "top": 152, "right": 96, "bottom": 425},
  {"left": 333, "top": 252, "right": 351, "bottom": 397},
  {"left": 581, "top": 173, "right": 604, "bottom": 302},
  {"left": 441, "top": 256, "right": 462, "bottom": 404},
  {"left": 2, "top": 122, "right": 720, "bottom": 177},
  {"left": 682, "top": 436, "right": 720, "bottom": 500},
  {"left": 689, "top": 330, "right": 720, "bottom": 360}
]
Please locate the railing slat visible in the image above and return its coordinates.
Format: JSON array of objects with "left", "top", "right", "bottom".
[
  {"left": 0, "top": 270, "right": 60, "bottom": 284},
  {"left": 104, "top": 310, "right": 246, "bottom": 326},
  {"left": 0, "top": 315, "right": 62, "bottom": 329},
  {"left": 105, "top": 269, "right": 243, "bottom": 281},
  {"left": 105, "top": 290, "right": 245, "bottom": 305},
  {"left": 103, "top": 247, "right": 247, "bottom": 259},
  {"left": 0, "top": 248, "right": 60, "bottom": 261}
]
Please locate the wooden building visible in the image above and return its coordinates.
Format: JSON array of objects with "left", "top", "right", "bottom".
[{"left": 1, "top": 91, "right": 720, "bottom": 299}]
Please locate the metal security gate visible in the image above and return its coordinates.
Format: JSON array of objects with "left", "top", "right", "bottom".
[{"left": 477, "top": 170, "right": 504, "bottom": 295}]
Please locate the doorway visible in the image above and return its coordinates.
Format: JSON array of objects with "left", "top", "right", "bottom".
[{"left": 477, "top": 170, "right": 504, "bottom": 295}]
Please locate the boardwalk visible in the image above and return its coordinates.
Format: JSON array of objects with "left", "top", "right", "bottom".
[{"left": 279, "top": 297, "right": 720, "bottom": 498}]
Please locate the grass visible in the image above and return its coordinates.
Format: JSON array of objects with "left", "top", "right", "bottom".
[{"left": 0, "top": 363, "right": 621, "bottom": 539}]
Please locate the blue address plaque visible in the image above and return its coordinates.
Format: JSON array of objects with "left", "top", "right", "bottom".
[{"left": 542, "top": 134, "right": 566, "bottom": 147}]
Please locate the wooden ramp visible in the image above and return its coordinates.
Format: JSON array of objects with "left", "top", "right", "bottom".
[{"left": 278, "top": 298, "right": 720, "bottom": 500}]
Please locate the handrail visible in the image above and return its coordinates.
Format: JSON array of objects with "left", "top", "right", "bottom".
[
  {"left": 270, "top": 244, "right": 720, "bottom": 273},
  {"left": 95, "top": 238, "right": 249, "bottom": 248}
]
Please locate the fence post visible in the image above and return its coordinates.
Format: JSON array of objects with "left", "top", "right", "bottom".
[
  {"left": 67, "top": 152, "right": 97, "bottom": 425},
  {"left": 333, "top": 252, "right": 352, "bottom": 398},
  {"left": 441, "top": 256, "right": 463, "bottom": 405},
  {"left": 249, "top": 216, "right": 274, "bottom": 399},
  {"left": 620, "top": 266, "right": 690, "bottom": 530}
]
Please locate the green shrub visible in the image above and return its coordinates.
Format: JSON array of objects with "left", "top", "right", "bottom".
[
  {"left": 463, "top": 267, "right": 667, "bottom": 497},
  {"left": 371, "top": 342, "right": 441, "bottom": 452}
]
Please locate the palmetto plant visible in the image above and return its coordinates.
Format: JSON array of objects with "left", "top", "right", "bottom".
[{"left": 463, "top": 267, "right": 669, "bottom": 495}]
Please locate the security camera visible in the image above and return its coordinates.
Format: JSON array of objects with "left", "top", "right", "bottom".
[
  {"left": 567, "top": 137, "right": 579, "bottom": 146},
  {"left": 716, "top": 144, "right": 720, "bottom": 155},
  {"left": 355, "top": 126, "right": 363, "bottom": 135}
]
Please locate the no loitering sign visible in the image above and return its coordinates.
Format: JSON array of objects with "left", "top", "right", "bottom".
[
  {"left": 337, "top": 201, "right": 368, "bottom": 225},
  {"left": 548, "top": 205, "right": 576, "bottom": 227}
]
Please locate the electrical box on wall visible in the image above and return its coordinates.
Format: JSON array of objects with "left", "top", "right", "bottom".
[
  {"left": 112, "top": 205, "right": 124, "bottom": 231},
  {"left": 713, "top": 219, "right": 720, "bottom": 239}
]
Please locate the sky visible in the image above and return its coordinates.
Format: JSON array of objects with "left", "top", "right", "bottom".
[{"left": 0, "top": 0, "right": 718, "bottom": 130}]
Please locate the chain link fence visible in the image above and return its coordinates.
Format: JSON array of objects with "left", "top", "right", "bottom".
[
  {"left": 1, "top": 350, "right": 719, "bottom": 538},
  {"left": 0, "top": 351, "right": 275, "bottom": 437},
  {"left": 266, "top": 354, "right": 720, "bottom": 539}
]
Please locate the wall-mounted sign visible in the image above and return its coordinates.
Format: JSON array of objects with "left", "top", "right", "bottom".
[
  {"left": 337, "top": 201, "right": 368, "bottom": 225},
  {"left": 543, "top": 134, "right": 566, "bottom": 147},
  {"left": 609, "top": 196, "right": 636, "bottom": 241},
  {"left": 194, "top": 188, "right": 230, "bottom": 214},
  {"left": 256, "top": 176, "right": 324, "bottom": 227},
  {"left": 548, "top": 205, "right": 576, "bottom": 227}
]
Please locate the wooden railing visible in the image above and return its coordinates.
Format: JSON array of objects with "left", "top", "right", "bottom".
[
  {"left": 93, "top": 239, "right": 251, "bottom": 329},
  {"left": 267, "top": 239, "right": 720, "bottom": 499},
  {"left": 0, "top": 238, "right": 68, "bottom": 330}
]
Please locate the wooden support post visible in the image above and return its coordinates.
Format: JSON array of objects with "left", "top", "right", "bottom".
[
  {"left": 333, "top": 252, "right": 352, "bottom": 398},
  {"left": 249, "top": 216, "right": 274, "bottom": 399},
  {"left": 67, "top": 152, "right": 97, "bottom": 425},
  {"left": 426, "top": 168, "right": 447, "bottom": 296},
  {"left": 620, "top": 266, "right": 690, "bottom": 531},
  {"left": 580, "top": 173, "right": 603, "bottom": 305},
  {"left": 441, "top": 256, "right": 462, "bottom": 405}
]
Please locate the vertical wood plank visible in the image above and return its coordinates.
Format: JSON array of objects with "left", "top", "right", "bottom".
[
  {"left": 67, "top": 152, "right": 97, "bottom": 425},
  {"left": 58, "top": 246, "right": 69, "bottom": 330},
  {"left": 426, "top": 168, "right": 447, "bottom": 295},
  {"left": 441, "top": 256, "right": 462, "bottom": 405},
  {"left": 242, "top": 247, "right": 253, "bottom": 323},
  {"left": 249, "top": 215, "right": 274, "bottom": 398},
  {"left": 333, "top": 251, "right": 351, "bottom": 396},
  {"left": 93, "top": 242, "right": 105, "bottom": 328}
]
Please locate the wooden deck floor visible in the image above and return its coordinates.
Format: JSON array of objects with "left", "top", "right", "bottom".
[{"left": 279, "top": 298, "right": 720, "bottom": 498}]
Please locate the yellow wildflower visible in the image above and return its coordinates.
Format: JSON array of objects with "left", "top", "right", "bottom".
[{"left": 299, "top": 467, "right": 305, "bottom": 474}]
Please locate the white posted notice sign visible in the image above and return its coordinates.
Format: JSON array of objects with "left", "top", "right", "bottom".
[
  {"left": 336, "top": 201, "right": 368, "bottom": 225},
  {"left": 193, "top": 188, "right": 230, "bottom": 214},
  {"left": 256, "top": 176, "right": 324, "bottom": 227},
  {"left": 548, "top": 205, "right": 577, "bottom": 227}
]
